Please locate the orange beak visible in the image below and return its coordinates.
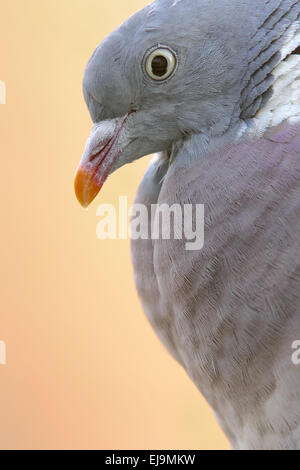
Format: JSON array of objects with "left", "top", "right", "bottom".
[
  {"left": 74, "top": 165, "right": 103, "bottom": 209},
  {"left": 74, "top": 115, "right": 129, "bottom": 208}
]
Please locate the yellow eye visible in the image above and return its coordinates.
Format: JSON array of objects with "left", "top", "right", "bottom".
[{"left": 144, "top": 47, "right": 177, "bottom": 81}]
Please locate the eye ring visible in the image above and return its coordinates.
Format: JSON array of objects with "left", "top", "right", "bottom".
[{"left": 144, "top": 46, "right": 177, "bottom": 81}]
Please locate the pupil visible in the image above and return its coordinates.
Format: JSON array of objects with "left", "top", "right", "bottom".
[{"left": 151, "top": 55, "right": 168, "bottom": 77}]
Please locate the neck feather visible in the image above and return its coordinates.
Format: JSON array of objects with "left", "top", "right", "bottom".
[{"left": 240, "top": 0, "right": 300, "bottom": 126}]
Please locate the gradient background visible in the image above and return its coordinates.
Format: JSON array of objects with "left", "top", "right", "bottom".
[{"left": 0, "top": 0, "right": 229, "bottom": 450}]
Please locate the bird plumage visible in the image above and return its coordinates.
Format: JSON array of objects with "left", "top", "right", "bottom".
[
  {"left": 76, "top": 0, "right": 300, "bottom": 449},
  {"left": 132, "top": 118, "right": 300, "bottom": 449}
]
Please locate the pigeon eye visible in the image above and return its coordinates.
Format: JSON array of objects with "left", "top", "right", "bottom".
[{"left": 144, "top": 47, "right": 177, "bottom": 81}]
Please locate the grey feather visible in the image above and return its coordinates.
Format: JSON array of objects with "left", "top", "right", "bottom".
[
  {"left": 80, "top": 0, "right": 300, "bottom": 449},
  {"left": 132, "top": 120, "right": 300, "bottom": 449}
]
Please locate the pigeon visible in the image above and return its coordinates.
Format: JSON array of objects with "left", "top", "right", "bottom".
[{"left": 74, "top": 0, "right": 300, "bottom": 450}]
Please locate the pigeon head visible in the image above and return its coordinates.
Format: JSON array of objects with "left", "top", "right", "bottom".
[{"left": 74, "top": 0, "right": 291, "bottom": 207}]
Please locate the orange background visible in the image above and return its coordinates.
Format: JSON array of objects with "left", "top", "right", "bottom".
[{"left": 0, "top": 0, "right": 229, "bottom": 450}]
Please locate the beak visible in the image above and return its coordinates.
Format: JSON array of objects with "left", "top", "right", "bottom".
[{"left": 74, "top": 114, "right": 129, "bottom": 208}]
